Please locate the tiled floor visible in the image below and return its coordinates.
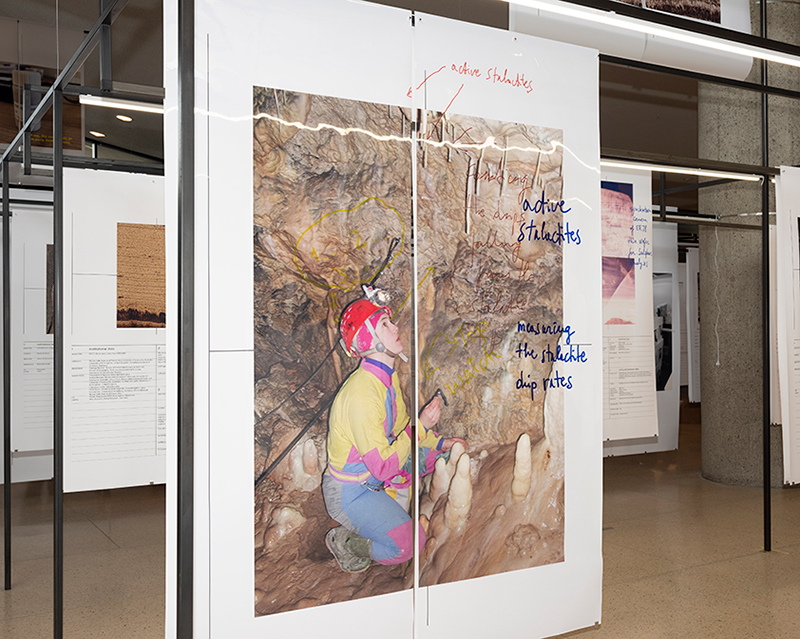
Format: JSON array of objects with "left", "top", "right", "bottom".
[
  {"left": 570, "top": 397, "right": 800, "bottom": 639},
  {"left": 3, "top": 396, "right": 799, "bottom": 638},
  {"left": 0, "top": 483, "right": 165, "bottom": 638}
]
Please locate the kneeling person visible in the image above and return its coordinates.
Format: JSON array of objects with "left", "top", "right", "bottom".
[{"left": 322, "top": 297, "right": 462, "bottom": 572}]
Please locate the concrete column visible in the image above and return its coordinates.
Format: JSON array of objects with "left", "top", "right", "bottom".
[{"left": 697, "top": 1, "right": 800, "bottom": 486}]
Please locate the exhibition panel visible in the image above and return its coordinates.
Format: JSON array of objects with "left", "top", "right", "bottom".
[
  {"left": 651, "top": 221, "right": 681, "bottom": 448},
  {"left": 10, "top": 206, "right": 54, "bottom": 455},
  {"left": 62, "top": 168, "right": 166, "bottom": 492},
  {"left": 194, "top": 2, "right": 415, "bottom": 637},
  {"left": 181, "top": 0, "right": 602, "bottom": 637},
  {"left": 776, "top": 166, "right": 800, "bottom": 485},
  {"left": 411, "top": 13, "right": 601, "bottom": 639},
  {"left": 599, "top": 168, "right": 658, "bottom": 442},
  {"left": 685, "top": 247, "right": 701, "bottom": 403}
]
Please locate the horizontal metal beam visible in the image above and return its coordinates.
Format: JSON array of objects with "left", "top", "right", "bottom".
[
  {"left": 5, "top": 152, "right": 163, "bottom": 176},
  {"left": 86, "top": 139, "right": 163, "bottom": 164},
  {"left": 653, "top": 178, "right": 734, "bottom": 196},
  {"left": 0, "top": 0, "right": 129, "bottom": 166},
  {"left": 7, "top": 199, "right": 54, "bottom": 207},
  {"left": 661, "top": 214, "right": 761, "bottom": 230},
  {"left": 0, "top": 184, "right": 53, "bottom": 193},
  {"left": 601, "top": 55, "right": 800, "bottom": 102},
  {"left": 602, "top": 147, "right": 778, "bottom": 176}
]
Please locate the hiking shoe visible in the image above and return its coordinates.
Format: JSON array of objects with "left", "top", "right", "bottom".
[{"left": 325, "top": 527, "right": 371, "bottom": 573}]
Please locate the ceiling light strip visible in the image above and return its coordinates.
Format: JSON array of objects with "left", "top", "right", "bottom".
[
  {"left": 79, "top": 94, "right": 164, "bottom": 114},
  {"left": 509, "top": 0, "right": 800, "bottom": 69},
  {"left": 600, "top": 159, "right": 762, "bottom": 182}
]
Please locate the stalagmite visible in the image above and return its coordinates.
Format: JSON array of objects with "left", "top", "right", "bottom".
[
  {"left": 289, "top": 438, "right": 321, "bottom": 492},
  {"left": 263, "top": 506, "right": 306, "bottom": 550},
  {"left": 444, "top": 453, "right": 472, "bottom": 533},
  {"left": 511, "top": 433, "right": 532, "bottom": 502},
  {"left": 421, "top": 535, "right": 437, "bottom": 563},
  {"left": 420, "top": 514, "right": 430, "bottom": 534},
  {"left": 445, "top": 442, "right": 466, "bottom": 480},
  {"left": 302, "top": 439, "right": 318, "bottom": 475},
  {"left": 430, "top": 456, "right": 451, "bottom": 503}
]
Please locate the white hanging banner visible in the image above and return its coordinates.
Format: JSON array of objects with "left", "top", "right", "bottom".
[
  {"left": 62, "top": 168, "right": 166, "bottom": 493},
  {"left": 10, "top": 206, "right": 54, "bottom": 455},
  {"left": 412, "top": 14, "right": 601, "bottom": 639},
  {"left": 652, "top": 222, "right": 680, "bottom": 448},
  {"left": 685, "top": 247, "right": 701, "bottom": 403},
  {"left": 678, "top": 261, "right": 688, "bottom": 387},
  {"left": 178, "top": 0, "right": 603, "bottom": 637},
  {"left": 776, "top": 167, "right": 800, "bottom": 484},
  {"left": 600, "top": 168, "right": 658, "bottom": 441},
  {"left": 603, "top": 221, "right": 680, "bottom": 456},
  {"left": 770, "top": 226, "right": 781, "bottom": 426}
]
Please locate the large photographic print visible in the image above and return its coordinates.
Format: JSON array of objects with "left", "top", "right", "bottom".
[
  {"left": 253, "top": 87, "right": 415, "bottom": 614},
  {"left": 416, "top": 112, "right": 567, "bottom": 585}
]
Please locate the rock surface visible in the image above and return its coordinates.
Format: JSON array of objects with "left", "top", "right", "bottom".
[
  {"left": 254, "top": 88, "right": 414, "bottom": 615},
  {"left": 416, "top": 111, "right": 565, "bottom": 583},
  {"left": 253, "top": 90, "right": 566, "bottom": 614}
]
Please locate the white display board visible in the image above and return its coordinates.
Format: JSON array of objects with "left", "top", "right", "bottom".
[
  {"left": 62, "top": 168, "right": 166, "bottom": 492},
  {"left": 769, "top": 226, "right": 781, "bottom": 425},
  {"left": 172, "top": 0, "right": 603, "bottom": 637},
  {"left": 412, "top": 15, "right": 601, "bottom": 639},
  {"left": 604, "top": 222, "right": 680, "bottom": 456},
  {"left": 685, "top": 247, "right": 701, "bottom": 402},
  {"left": 776, "top": 167, "right": 800, "bottom": 484},
  {"left": 10, "top": 206, "right": 54, "bottom": 456},
  {"left": 600, "top": 168, "right": 658, "bottom": 441},
  {"left": 678, "top": 261, "right": 688, "bottom": 385}
]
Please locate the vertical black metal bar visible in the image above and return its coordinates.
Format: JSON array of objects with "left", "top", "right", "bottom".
[
  {"left": 99, "top": 0, "right": 113, "bottom": 92},
  {"left": 2, "top": 160, "right": 10, "bottom": 592},
  {"left": 53, "top": 88, "right": 65, "bottom": 639},
  {"left": 660, "top": 172, "right": 666, "bottom": 222},
  {"left": 177, "top": 0, "right": 195, "bottom": 635},
  {"left": 760, "top": 0, "right": 771, "bottom": 553},
  {"left": 23, "top": 86, "right": 31, "bottom": 176}
]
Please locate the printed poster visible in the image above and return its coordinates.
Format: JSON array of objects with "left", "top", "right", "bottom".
[
  {"left": 188, "top": 1, "right": 603, "bottom": 635},
  {"left": 416, "top": 112, "right": 568, "bottom": 585},
  {"left": 253, "top": 92, "right": 576, "bottom": 609},
  {"left": 253, "top": 88, "right": 414, "bottom": 614},
  {"left": 601, "top": 173, "right": 658, "bottom": 440}
]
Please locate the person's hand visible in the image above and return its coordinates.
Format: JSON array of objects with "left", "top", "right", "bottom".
[
  {"left": 419, "top": 396, "right": 441, "bottom": 430},
  {"left": 440, "top": 437, "right": 466, "bottom": 452}
]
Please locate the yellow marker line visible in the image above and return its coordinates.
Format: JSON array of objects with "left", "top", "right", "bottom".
[
  {"left": 393, "top": 266, "right": 435, "bottom": 319},
  {"left": 293, "top": 196, "right": 406, "bottom": 291}
]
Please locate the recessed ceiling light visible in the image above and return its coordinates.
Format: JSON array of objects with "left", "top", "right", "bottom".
[
  {"left": 89, "top": 130, "right": 106, "bottom": 138},
  {"left": 116, "top": 114, "right": 133, "bottom": 122}
]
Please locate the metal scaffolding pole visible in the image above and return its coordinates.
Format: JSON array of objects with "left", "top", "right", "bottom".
[
  {"left": 2, "top": 159, "right": 10, "bottom": 592},
  {"left": 760, "top": 0, "right": 772, "bottom": 554},
  {"left": 177, "top": 0, "right": 195, "bottom": 636},
  {"left": 52, "top": 88, "right": 65, "bottom": 639}
]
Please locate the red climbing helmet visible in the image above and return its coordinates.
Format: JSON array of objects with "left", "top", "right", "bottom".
[{"left": 339, "top": 298, "right": 390, "bottom": 358}]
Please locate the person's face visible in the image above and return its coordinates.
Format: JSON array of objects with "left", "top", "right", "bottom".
[{"left": 374, "top": 312, "right": 403, "bottom": 354}]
